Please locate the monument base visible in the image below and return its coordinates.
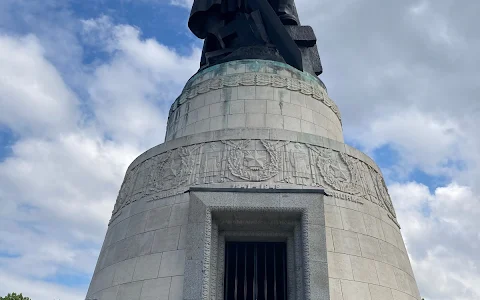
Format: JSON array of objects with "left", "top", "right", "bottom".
[{"left": 86, "top": 59, "right": 421, "bottom": 300}]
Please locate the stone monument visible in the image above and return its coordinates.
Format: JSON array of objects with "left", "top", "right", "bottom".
[{"left": 86, "top": 0, "right": 421, "bottom": 299}]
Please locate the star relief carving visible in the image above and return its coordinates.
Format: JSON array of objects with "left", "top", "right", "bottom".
[
  {"left": 244, "top": 150, "right": 267, "bottom": 170},
  {"left": 165, "top": 157, "right": 182, "bottom": 178}
]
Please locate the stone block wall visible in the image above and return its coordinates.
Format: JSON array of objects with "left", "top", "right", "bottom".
[
  {"left": 87, "top": 183, "right": 421, "bottom": 300},
  {"left": 164, "top": 60, "right": 343, "bottom": 143},
  {"left": 86, "top": 193, "right": 189, "bottom": 300},
  {"left": 325, "top": 195, "right": 421, "bottom": 300}
]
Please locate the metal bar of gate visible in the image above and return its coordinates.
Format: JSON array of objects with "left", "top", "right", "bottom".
[
  {"left": 225, "top": 245, "right": 229, "bottom": 300},
  {"left": 264, "top": 244, "right": 267, "bottom": 300},
  {"left": 273, "top": 244, "right": 277, "bottom": 300},
  {"left": 235, "top": 244, "right": 238, "bottom": 300},
  {"left": 225, "top": 242, "right": 290, "bottom": 300},
  {"left": 244, "top": 244, "right": 247, "bottom": 300},
  {"left": 282, "top": 245, "right": 286, "bottom": 300},
  {"left": 254, "top": 244, "right": 257, "bottom": 300}
]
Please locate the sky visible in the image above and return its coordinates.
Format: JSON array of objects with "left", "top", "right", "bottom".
[{"left": 0, "top": 0, "right": 478, "bottom": 299}]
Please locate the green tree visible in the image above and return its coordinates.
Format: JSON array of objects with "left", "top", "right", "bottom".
[{"left": 0, "top": 293, "right": 31, "bottom": 300}]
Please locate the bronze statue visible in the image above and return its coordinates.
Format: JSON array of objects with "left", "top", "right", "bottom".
[
  {"left": 188, "top": 0, "right": 323, "bottom": 77},
  {"left": 189, "top": 0, "right": 300, "bottom": 38}
]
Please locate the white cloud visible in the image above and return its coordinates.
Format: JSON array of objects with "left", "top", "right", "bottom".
[
  {"left": 390, "top": 182, "right": 480, "bottom": 299},
  {"left": 0, "top": 34, "right": 79, "bottom": 136},
  {"left": 0, "top": 14, "right": 201, "bottom": 300},
  {"left": 353, "top": 107, "right": 466, "bottom": 177},
  {"left": 169, "top": 0, "right": 193, "bottom": 9},
  {"left": 83, "top": 16, "right": 200, "bottom": 147}
]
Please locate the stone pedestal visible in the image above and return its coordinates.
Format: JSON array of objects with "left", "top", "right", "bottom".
[{"left": 86, "top": 60, "right": 421, "bottom": 300}]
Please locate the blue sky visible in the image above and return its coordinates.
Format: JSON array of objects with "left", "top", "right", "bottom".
[{"left": 0, "top": 0, "right": 479, "bottom": 299}]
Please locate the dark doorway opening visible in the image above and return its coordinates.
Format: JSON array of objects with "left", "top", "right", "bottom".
[{"left": 224, "top": 241, "right": 288, "bottom": 300}]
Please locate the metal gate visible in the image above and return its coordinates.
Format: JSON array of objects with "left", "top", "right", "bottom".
[{"left": 224, "top": 242, "right": 288, "bottom": 300}]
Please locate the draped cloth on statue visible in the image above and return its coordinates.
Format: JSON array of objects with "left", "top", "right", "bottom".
[{"left": 188, "top": 0, "right": 300, "bottom": 39}]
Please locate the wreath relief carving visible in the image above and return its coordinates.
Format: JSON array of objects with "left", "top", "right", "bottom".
[
  {"left": 222, "top": 140, "right": 287, "bottom": 182},
  {"left": 110, "top": 139, "right": 397, "bottom": 222}
]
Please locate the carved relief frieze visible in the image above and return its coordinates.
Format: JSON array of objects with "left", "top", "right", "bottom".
[
  {"left": 202, "top": 142, "right": 223, "bottom": 184},
  {"left": 307, "top": 145, "right": 362, "bottom": 196},
  {"left": 111, "top": 164, "right": 141, "bottom": 218},
  {"left": 370, "top": 168, "right": 397, "bottom": 218},
  {"left": 145, "top": 144, "right": 202, "bottom": 195},
  {"left": 144, "top": 150, "right": 172, "bottom": 194},
  {"left": 284, "top": 143, "right": 311, "bottom": 186},
  {"left": 222, "top": 140, "right": 287, "bottom": 182},
  {"left": 110, "top": 139, "right": 397, "bottom": 223}
]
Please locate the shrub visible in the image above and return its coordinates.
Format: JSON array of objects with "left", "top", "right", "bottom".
[{"left": 0, "top": 293, "right": 31, "bottom": 300}]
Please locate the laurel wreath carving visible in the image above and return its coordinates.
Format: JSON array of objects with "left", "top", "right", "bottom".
[{"left": 222, "top": 140, "right": 281, "bottom": 181}]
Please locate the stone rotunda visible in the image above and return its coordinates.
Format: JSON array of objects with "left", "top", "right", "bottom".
[{"left": 86, "top": 3, "right": 421, "bottom": 300}]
